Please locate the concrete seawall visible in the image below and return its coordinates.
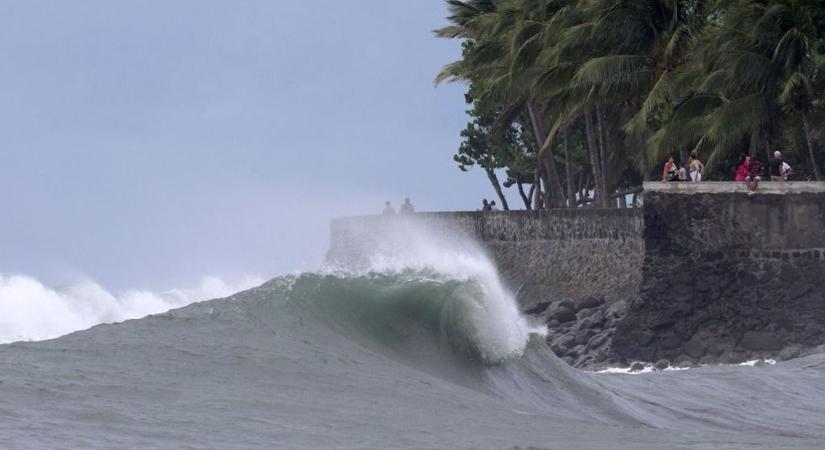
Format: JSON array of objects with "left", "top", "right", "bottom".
[
  {"left": 329, "top": 182, "right": 825, "bottom": 365},
  {"left": 612, "top": 181, "right": 825, "bottom": 364}
]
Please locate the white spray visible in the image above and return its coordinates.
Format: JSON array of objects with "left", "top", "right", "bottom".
[
  {"left": 0, "top": 274, "right": 263, "bottom": 344},
  {"left": 326, "top": 217, "right": 545, "bottom": 363}
]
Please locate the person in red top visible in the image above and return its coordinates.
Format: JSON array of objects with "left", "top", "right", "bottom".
[{"left": 735, "top": 154, "right": 750, "bottom": 182}]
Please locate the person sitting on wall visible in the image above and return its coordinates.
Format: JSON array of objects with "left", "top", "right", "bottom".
[
  {"left": 769, "top": 151, "right": 786, "bottom": 182},
  {"left": 481, "top": 199, "right": 491, "bottom": 211},
  {"left": 382, "top": 201, "right": 396, "bottom": 215},
  {"left": 748, "top": 156, "right": 763, "bottom": 192},
  {"left": 489, "top": 200, "right": 499, "bottom": 211},
  {"left": 735, "top": 154, "right": 750, "bottom": 182},
  {"left": 662, "top": 155, "right": 679, "bottom": 182},
  {"left": 399, "top": 197, "right": 415, "bottom": 214},
  {"left": 678, "top": 164, "right": 688, "bottom": 181}
]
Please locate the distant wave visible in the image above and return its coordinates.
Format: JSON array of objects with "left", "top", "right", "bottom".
[{"left": 0, "top": 274, "right": 264, "bottom": 344}]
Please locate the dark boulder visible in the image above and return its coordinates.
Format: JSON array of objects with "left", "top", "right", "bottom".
[
  {"left": 577, "top": 296, "right": 604, "bottom": 311},
  {"left": 549, "top": 306, "right": 576, "bottom": 324}
]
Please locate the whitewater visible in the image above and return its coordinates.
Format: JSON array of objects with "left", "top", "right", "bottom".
[
  {"left": 0, "top": 275, "right": 263, "bottom": 343},
  {"left": 1, "top": 230, "right": 824, "bottom": 448}
]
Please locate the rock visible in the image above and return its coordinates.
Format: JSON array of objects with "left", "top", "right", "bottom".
[
  {"left": 548, "top": 319, "right": 560, "bottom": 329},
  {"left": 587, "top": 332, "right": 609, "bottom": 350},
  {"left": 581, "top": 311, "right": 606, "bottom": 329},
  {"left": 654, "top": 359, "right": 670, "bottom": 371},
  {"left": 549, "top": 306, "right": 576, "bottom": 324},
  {"left": 552, "top": 334, "right": 576, "bottom": 353},
  {"left": 557, "top": 300, "right": 576, "bottom": 311},
  {"left": 629, "top": 362, "right": 645, "bottom": 372},
  {"left": 523, "top": 301, "right": 551, "bottom": 315},
  {"left": 575, "top": 329, "right": 596, "bottom": 346},
  {"left": 568, "top": 345, "right": 585, "bottom": 359},
  {"left": 637, "top": 331, "right": 655, "bottom": 346},
  {"left": 659, "top": 332, "right": 682, "bottom": 350},
  {"left": 577, "top": 296, "right": 604, "bottom": 311},
  {"left": 754, "top": 359, "right": 771, "bottom": 368},
  {"left": 675, "top": 358, "right": 693, "bottom": 369},
  {"left": 740, "top": 332, "right": 784, "bottom": 351},
  {"left": 684, "top": 337, "right": 706, "bottom": 359},
  {"left": 576, "top": 308, "right": 597, "bottom": 320},
  {"left": 778, "top": 345, "right": 802, "bottom": 361}
]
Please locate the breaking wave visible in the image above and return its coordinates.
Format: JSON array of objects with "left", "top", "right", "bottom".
[{"left": 0, "top": 274, "right": 264, "bottom": 343}]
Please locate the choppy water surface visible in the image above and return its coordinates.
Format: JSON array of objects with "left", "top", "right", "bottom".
[
  {"left": 2, "top": 227, "right": 824, "bottom": 449},
  {"left": 1, "top": 269, "right": 824, "bottom": 449}
]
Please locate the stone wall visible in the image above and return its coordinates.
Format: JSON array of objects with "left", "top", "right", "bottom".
[
  {"left": 329, "top": 182, "right": 825, "bottom": 366},
  {"left": 611, "top": 182, "right": 825, "bottom": 364},
  {"left": 328, "top": 209, "right": 644, "bottom": 308}
]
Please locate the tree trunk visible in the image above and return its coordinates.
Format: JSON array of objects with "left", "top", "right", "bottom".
[
  {"left": 639, "top": 132, "right": 650, "bottom": 181},
  {"left": 563, "top": 126, "right": 576, "bottom": 208},
  {"left": 596, "top": 107, "right": 610, "bottom": 206},
  {"left": 527, "top": 183, "right": 536, "bottom": 210},
  {"left": 517, "top": 182, "right": 531, "bottom": 210},
  {"left": 802, "top": 115, "right": 824, "bottom": 181},
  {"left": 584, "top": 111, "right": 605, "bottom": 207},
  {"left": 532, "top": 166, "right": 544, "bottom": 209},
  {"left": 484, "top": 167, "right": 509, "bottom": 210},
  {"left": 526, "top": 102, "right": 565, "bottom": 208}
]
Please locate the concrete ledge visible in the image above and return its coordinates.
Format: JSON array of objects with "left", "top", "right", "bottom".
[{"left": 643, "top": 181, "right": 825, "bottom": 194}]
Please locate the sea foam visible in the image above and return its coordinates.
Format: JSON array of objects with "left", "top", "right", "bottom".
[{"left": 0, "top": 274, "right": 263, "bottom": 344}]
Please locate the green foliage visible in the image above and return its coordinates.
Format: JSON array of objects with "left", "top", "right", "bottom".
[{"left": 437, "top": 0, "right": 825, "bottom": 205}]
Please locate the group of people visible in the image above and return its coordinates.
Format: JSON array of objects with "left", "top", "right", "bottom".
[
  {"left": 663, "top": 151, "right": 792, "bottom": 186},
  {"left": 662, "top": 151, "right": 705, "bottom": 182},
  {"left": 382, "top": 198, "right": 415, "bottom": 215},
  {"left": 480, "top": 199, "right": 499, "bottom": 211}
]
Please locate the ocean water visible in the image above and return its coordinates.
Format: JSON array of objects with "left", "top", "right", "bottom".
[{"left": 1, "top": 233, "right": 824, "bottom": 448}]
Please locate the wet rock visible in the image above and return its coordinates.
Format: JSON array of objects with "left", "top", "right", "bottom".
[
  {"left": 524, "top": 302, "right": 551, "bottom": 316},
  {"left": 741, "top": 332, "right": 784, "bottom": 351},
  {"left": 778, "top": 345, "right": 802, "bottom": 361},
  {"left": 654, "top": 359, "right": 670, "bottom": 371},
  {"left": 637, "top": 331, "right": 655, "bottom": 346},
  {"left": 549, "top": 306, "right": 576, "bottom": 324},
  {"left": 629, "top": 362, "right": 645, "bottom": 372},
  {"left": 579, "top": 311, "right": 606, "bottom": 330},
  {"left": 683, "top": 337, "right": 706, "bottom": 359},
  {"left": 587, "top": 332, "right": 609, "bottom": 350},
  {"left": 577, "top": 296, "right": 604, "bottom": 311},
  {"left": 551, "top": 334, "right": 576, "bottom": 354},
  {"left": 659, "top": 332, "right": 682, "bottom": 350},
  {"left": 575, "top": 329, "right": 596, "bottom": 346}
]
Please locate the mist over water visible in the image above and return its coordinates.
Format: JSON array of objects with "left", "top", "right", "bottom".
[{"left": 0, "top": 273, "right": 263, "bottom": 343}]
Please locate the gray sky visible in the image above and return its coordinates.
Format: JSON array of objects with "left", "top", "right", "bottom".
[{"left": 0, "top": 1, "right": 500, "bottom": 289}]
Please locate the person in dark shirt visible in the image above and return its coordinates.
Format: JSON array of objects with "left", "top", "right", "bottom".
[
  {"left": 399, "top": 197, "right": 415, "bottom": 214},
  {"left": 481, "top": 199, "right": 491, "bottom": 211},
  {"left": 769, "top": 151, "right": 785, "bottom": 181}
]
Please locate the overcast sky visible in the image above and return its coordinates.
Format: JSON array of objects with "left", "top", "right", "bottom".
[{"left": 0, "top": 1, "right": 507, "bottom": 289}]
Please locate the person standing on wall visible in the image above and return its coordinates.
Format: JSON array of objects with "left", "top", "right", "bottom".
[
  {"left": 382, "top": 201, "right": 396, "bottom": 215},
  {"left": 399, "top": 198, "right": 415, "bottom": 214}
]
